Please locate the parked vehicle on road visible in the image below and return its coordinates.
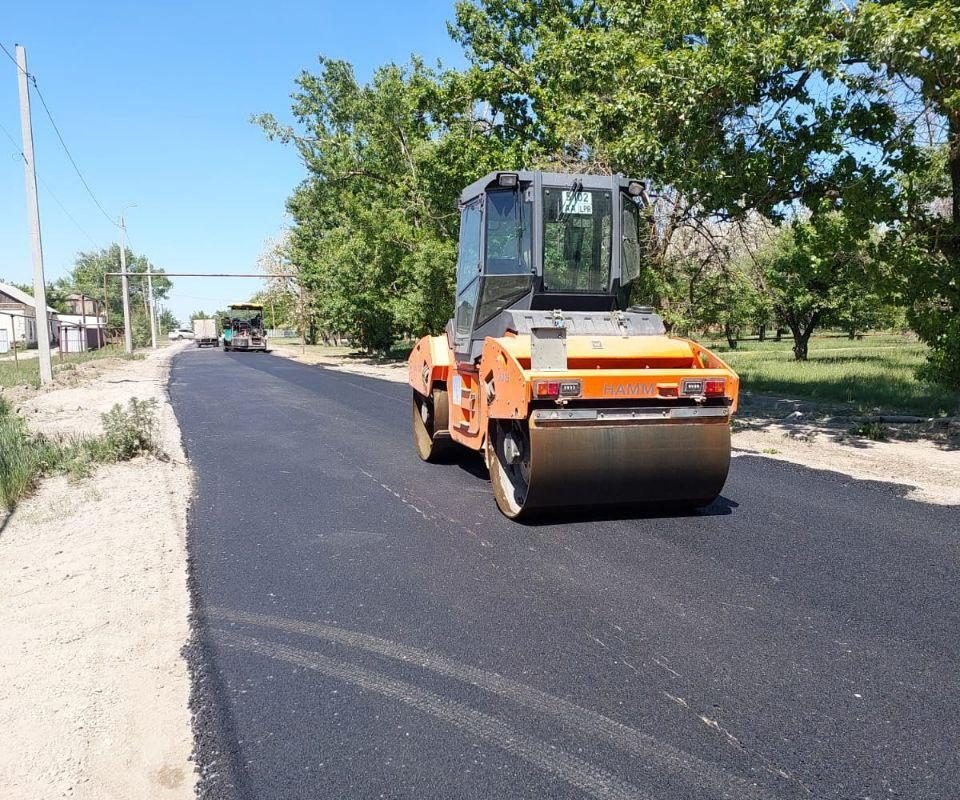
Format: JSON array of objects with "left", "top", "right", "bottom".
[
  {"left": 168, "top": 328, "right": 195, "bottom": 341},
  {"left": 222, "top": 304, "right": 268, "bottom": 352},
  {"left": 193, "top": 318, "right": 218, "bottom": 348}
]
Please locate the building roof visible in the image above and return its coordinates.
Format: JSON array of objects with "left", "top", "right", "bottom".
[{"left": 0, "top": 281, "right": 59, "bottom": 314}]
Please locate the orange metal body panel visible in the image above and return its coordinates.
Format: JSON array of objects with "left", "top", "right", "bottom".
[
  {"left": 408, "top": 334, "right": 450, "bottom": 396},
  {"left": 482, "top": 335, "right": 739, "bottom": 420},
  {"left": 448, "top": 367, "right": 485, "bottom": 445},
  {"left": 408, "top": 331, "right": 740, "bottom": 454}
]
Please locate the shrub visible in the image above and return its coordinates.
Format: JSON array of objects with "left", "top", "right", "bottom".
[
  {"left": 101, "top": 398, "right": 161, "bottom": 461},
  {"left": 849, "top": 421, "right": 889, "bottom": 441}
]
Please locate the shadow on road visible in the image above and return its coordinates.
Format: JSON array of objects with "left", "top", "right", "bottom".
[
  {"left": 443, "top": 450, "right": 740, "bottom": 526},
  {"left": 516, "top": 496, "right": 739, "bottom": 527}
]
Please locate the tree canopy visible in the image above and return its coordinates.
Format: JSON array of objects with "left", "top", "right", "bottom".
[
  {"left": 255, "top": 57, "right": 532, "bottom": 350},
  {"left": 57, "top": 245, "right": 171, "bottom": 320},
  {"left": 259, "top": 0, "right": 960, "bottom": 386}
]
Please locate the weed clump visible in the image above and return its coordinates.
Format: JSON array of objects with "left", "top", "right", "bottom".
[
  {"left": 849, "top": 421, "right": 890, "bottom": 441},
  {"left": 101, "top": 398, "right": 160, "bottom": 460},
  {"left": 0, "top": 396, "right": 163, "bottom": 510}
]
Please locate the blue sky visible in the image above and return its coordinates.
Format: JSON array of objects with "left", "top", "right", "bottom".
[{"left": 1, "top": 1, "right": 464, "bottom": 324}]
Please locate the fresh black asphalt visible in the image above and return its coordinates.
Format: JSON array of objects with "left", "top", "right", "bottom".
[{"left": 169, "top": 347, "right": 959, "bottom": 800}]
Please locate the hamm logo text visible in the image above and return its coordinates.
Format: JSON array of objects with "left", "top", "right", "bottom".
[{"left": 602, "top": 383, "right": 657, "bottom": 397}]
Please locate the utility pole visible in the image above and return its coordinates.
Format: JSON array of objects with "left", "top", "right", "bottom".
[
  {"left": 80, "top": 292, "right": 87, "bottom": 352},
  {"left": 119, "top": 212, "right": 133, "bottom": 353},
  {"left": 146, "top": 260, "right": 157, "bottom": 348},
  {"left": 16, "top": 44, "right": 53, "bottom": 384}
]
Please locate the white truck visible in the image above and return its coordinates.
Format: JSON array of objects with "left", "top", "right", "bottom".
[{"left": 192, "top": 318, "right": 218, "bottom": 348}]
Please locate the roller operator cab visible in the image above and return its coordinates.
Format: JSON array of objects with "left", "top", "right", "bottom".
[{"left": 408, "top": 171, "right": 740, "bottom": 519}]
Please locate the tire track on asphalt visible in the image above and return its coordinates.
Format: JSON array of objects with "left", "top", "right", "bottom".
[
  {"left": 213, "top": 629, "right": 652, "bottom": 800},
  {"left": 209, "top": 607, "right": 776, "bottom": 800}
]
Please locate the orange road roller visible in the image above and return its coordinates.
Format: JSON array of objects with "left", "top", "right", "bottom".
[{"left": 408, "top": 170, "right": 739, "bottom": 518}]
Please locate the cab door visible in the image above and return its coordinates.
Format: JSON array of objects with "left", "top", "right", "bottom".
[
  {"left": 454, "top": 198, "right": 483, "bottom": 359},
  {"left": 450, "top": 199, "right": 485, "bottom": 443}
]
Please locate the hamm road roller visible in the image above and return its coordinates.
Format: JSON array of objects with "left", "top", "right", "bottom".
[{"left": 408, "top": 171, "right": 739, "bottom": 518}]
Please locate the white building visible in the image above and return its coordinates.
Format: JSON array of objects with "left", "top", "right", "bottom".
[
  {"left": 0, "top": 281, "right": 59, "bottom": 354},
  {"left": 55, "top": 314, "right": 107, "bottom": 352}
]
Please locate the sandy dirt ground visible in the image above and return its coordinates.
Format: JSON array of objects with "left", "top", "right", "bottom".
[
  {"left": 0, "top": 348, "right": 39, "bottom": 361},
  {"left": 0, "top": 342, "right": 195, "bottom": 800},
  {"left": 271, "top": 342, "right": 408, "bottom": 382},
  {"left": 271, "top": 346, "right": 958, "bottom": 506},
  {"left": 733, "top": 419, "right": 958, "bottom": 505}
]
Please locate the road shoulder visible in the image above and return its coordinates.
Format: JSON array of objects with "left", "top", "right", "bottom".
[{"left": 0, "top": 344, "right": 195, "bottom": 799}]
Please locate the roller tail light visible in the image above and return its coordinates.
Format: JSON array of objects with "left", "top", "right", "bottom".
[
  {"left": 534, "top": 380, "right": 581, "bottom": 399},
  {"left": 704, "top": 379, "right": 727, "bottom": 397},
  {"left": 682, "top": 378, "right": 727, "bottom": 397}
]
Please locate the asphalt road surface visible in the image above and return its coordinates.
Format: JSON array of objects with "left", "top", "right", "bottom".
[{"left": 170, "top": 347, "right": 959, "bottom": 800}]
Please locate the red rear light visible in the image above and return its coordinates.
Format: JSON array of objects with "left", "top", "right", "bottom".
[
  {"left": 534, "top": 380, "right": 561, "bottom": 398},
  {"left": 703, "top": 379, "right": 726, "bottom": 396}
]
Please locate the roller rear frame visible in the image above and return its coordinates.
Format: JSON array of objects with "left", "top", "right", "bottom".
[{"left": 409, "top": 330, "right": 738, "bottom": 518}]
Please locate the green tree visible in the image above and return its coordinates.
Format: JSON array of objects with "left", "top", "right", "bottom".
[
  {"left": 753, "top": 214, "right": 874, "bottom": 359},
  {"left": 450, "top": 0, "right": 960, "bottom": 365},
  {"left": 256, "top": 57, "right": 530, "bottom": 350},
  {"left": 453, "top": 0, "right": 899, "bottom": 221},
  {"left": 158, "top": 308, "right": 179, "bottom": 334},
  {"left": 852, "top": 1, "right": 960, "bottom": 386},
  {"left": 57, "top": 245, "right": 172, "bottom": 325}
]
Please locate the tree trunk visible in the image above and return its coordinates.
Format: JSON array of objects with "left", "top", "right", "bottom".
[
  {"left": 847, "top": 329, "right": 856, "bottom": 340},
  {"left": 787, "top": 312, "right": 820, "bottom": 360},
  {"left": 775, "top": 327, "right": 783, "bottom": 342},
  {"left": 758, "top": 325, "right": 766, "bottom": 342},
  {"left": 791, "top": 327, "right": 810, "bottom": 360},
  {"left": 724, "top": 321, "right": 737, "bottom": 349},
  {"left": 949, "top": 111, "right": 960, "bottom": 257}
]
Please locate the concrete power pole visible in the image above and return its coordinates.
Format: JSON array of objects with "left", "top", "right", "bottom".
[
  {"left": 119, "top": 213, "right": 133, "bottom": 353},
  {"left": 15, "top": 44, "right": 53, "bottom": 384},
  {"left": 146, "top": 261, "right": 157, "bottom": 348}
]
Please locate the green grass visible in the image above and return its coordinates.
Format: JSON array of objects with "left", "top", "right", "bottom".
[
  {"left": 0, "top": 397, "right": 161, "bottom": 511},
  {"left": 285, "top": 332, "right": 958, "bottom": 416},
  {"left": 699, "top": 332, "right": 959, "bottom": 417},
  {"left": 0, "top": 346, "right": 143, "bottom": 390}
]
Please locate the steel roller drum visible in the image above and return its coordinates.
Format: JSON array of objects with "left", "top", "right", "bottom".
[{"left": 488, "top": 409, "right": 732, "bottom": 518}]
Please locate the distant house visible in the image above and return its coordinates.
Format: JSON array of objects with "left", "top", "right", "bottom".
[
  {"left": 56, "top": 314, "right": 107, "bottom": 352},
  {"left": 0, "top": 281, "right": 58, "bottom": 354},
  {"left": 59, "top": 292, "right": 107, "bottom": 351},
  {"left": 64, "top": 293, "right": 100, "bottom": 316}
]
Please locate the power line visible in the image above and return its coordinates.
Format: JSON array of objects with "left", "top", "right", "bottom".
[
  {"left": 31, "top": 84, "right": 118, "bottom": 227},
  {"left": 2, "top": 41, "right": 118, "bottom": 227},
  {"left": 1, "top": 103, "right": 102, "bottom": 250},
  {"left": 0, "top": 42, "right": 19, "bottom": 70},
  {"left": 36, "top": 173, "right": 103, "bottom": 250},
  {"left": 0, "top": 117, "right": 25, "bottom": 160}
]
